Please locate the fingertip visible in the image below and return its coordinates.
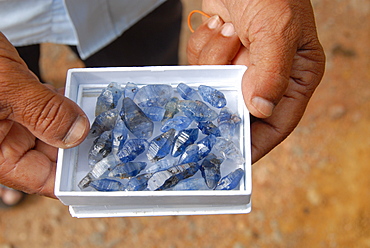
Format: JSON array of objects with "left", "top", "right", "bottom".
[
  {"left": 221, "top": 23, "right": 236, "bottom": 37},
  {"left": 250, "top": 96, "right": 275, "bottom": 118},
  {"left": 62, "top": 115, "right": 90, "bottom": 148},
  {"left": 207, "top": 15, "right": 222, "bottom": 29}
]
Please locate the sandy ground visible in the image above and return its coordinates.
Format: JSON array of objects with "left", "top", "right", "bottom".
[{"left": 1, "top": 0, "right": 369, "bottom": 247}]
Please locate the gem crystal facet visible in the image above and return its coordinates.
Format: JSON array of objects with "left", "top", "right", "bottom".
[
  {"left": 80, "top": 81, "right": 246, "bottom": 192},
  {"left": 120, "top": 97, "right": 154, "bottom": 139}
]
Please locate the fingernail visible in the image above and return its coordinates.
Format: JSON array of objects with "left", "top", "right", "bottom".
[
  {"left": 251, "top": 97, "right": 275, "bottom": 117},
  {"left": 207, "top": 15, "right": 221, "bottom": 29},
  {"left": 221, "top": 23, "right": 235, "bottom": 37},
  {"left": 63, "top": 115, "right": 88, "bottom": 146}
]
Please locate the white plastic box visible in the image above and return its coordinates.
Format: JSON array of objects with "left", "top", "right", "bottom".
[{"left": 55, "top": 65, "right": 252, "bottom": 218}]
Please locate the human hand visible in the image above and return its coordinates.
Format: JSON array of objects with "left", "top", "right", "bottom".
[
  {"left": 187, "top": 0, "right": 325, "bottom": 163},
  {"left": 0, "top": 33, "right": 90, "bottom": 198}
]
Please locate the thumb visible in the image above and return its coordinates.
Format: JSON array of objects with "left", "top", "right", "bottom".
[
  {"left": 0, "top": 33, "right": 89, "bottom": 148},
  {"left": 12, "top": 82, "right": 90, "bottom": 148},
  {"left": 237, "top": 6, "right": 298, "bottom": 118}
]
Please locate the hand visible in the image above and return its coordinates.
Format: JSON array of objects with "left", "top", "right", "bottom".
[
  {"left": 0, "top": 33, "right": 90, "bottom": 198},
  {"left": 187, "top": 0, "right": 325, "bottom": 163}
]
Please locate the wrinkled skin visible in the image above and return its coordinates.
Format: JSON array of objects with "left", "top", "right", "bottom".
[
  {"left": 187, "top": 0, "right": 326, "bottom": 163},
  {"left": 0, "top": 33, "right": 89, "bottom": 198}
]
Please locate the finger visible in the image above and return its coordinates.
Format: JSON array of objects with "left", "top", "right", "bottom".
[
  {"left": 0, "top": 149, "right": 57, "bottom": 198},
  {"left": 232, "top": 4, "right": 300, "bottom": 119},
  {"left": 197, "top": 23, "right": 241, "bottom": 65},
  {"left": 0, "top": 121, "right": 56, "bottom": 198},
  {"left": 7, "top": 80, "right": 89, "bottom": 149},
  {"left": 0, "top": 35, "right": 89, "bottom": 149},
  {"left": 187, "top": 15, "right": 223, "bottom": 65},
  {"left": 250, "top": 80, "right": 310, "bottom": 163},
  {"left": 34, "top": 139, "right": 59, "bottom": 162}
]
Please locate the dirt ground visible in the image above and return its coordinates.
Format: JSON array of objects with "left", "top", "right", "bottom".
[{"left": 1, "top": 0, "right": 369, "bottom": 247}]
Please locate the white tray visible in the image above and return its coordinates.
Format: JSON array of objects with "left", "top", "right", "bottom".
[{"left": 55, "top": 65, "right": 251, "bottom": 218}]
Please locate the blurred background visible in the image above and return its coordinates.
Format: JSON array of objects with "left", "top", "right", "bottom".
[{"left": 0, "top": 0, "right": 369, "bottom": 247}]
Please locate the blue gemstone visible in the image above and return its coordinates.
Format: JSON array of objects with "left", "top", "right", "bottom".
[
  {"left": 171, "top": 128, "right": 199, "bottom": 157},
  {"left": 200, "top": 153, "right": 224, "bottom": 189},
  {"left": 196, "top": 134, "right": 217, "bottom": 159},
  {"left": 217, "top": 107, "right": 241, "bottom": 140},
  {"left": 171, "top": 177, "right": 210, "bottom": 190},
  {"left": 215, "top": 168, "right": 244, "bottom": 190},
  {"left": 161, "top": 116, "right": 192, "bottom": 132},
  {"left": 124, "top": 173, "right": 153, "bottom": 191},
  {"left": 177, "top": 100, "right": 218, "bottom": 122},
  {"left": 89, "top": 178, "right": 124, "bottom": 191},
  {"left": 123, "top": 82, "right": 139, "bottom": 99},
  {"left": 176, "top": 82, "right": 200, "bottom": 100},
  {"left": 78, "top": 154, "right": 121, "bottom": 189},
  {"left": 88, "top": 131, "right": 112, "bottom": 166},
  {"left": 144, "top": 157, "right": 176, "bottom": 174},
  {"left": 120, "top": 97, "right": 154, "bottom": 139},
  {"left": 198, "top": 85, "right": 226, "bottom": 108},
  {"left": 161, "top": 97, "right": 179, "bottom": 123},
  {"left": 88, "top": 109, "right": 119, "bottom": 139},
  {"left": 213, "top": 137, "right": 245, "bottom": 164},
  {"left": 116, "top": 139, "right": 149, "bottom": 163},
  {"left": 95, "top": 82, "right": 122, "bottom": 116},
  {"left": 178, "top": 144, "right": 201, "bottom": 164},
  {"left": 147, "top": 129, "right": 176, "bottom": 162},
  {"left": 147, "top": 162, "right": 199, "bottom": 191},
  {"left": 111, "top": 118, "right": 128, "bottom": 155},
  {"left": 134, "top": 84, "right": 174, "bottom": 107},
  {"left": 197, "top": 121, "right": 221, "bottom": 137},
  {"left": 108, "top": 162, "right": 147, "bottom": 178},
  {"left": 141, "top": 106, "right": 166, "bottom": 122}
]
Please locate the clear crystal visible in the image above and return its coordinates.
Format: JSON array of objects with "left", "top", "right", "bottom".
[
  {"left": 111, "top": 118, "right": 128, "bottom": 155},
  {"left": 198, "top": 85, "right": 226, "bottom": 108},
  {"left": 215, "top": 168, "right": 244, "bottom": 190},
  {"left": 177, "top": 100, "right": 218, "bottom": 122},
  {"left": 147, "top": 162, "right": 199, "bottom": 191},
  {"left": 161, "top": 116, "right": 192, "bottom": 132},
  {"left": 171, "top": 177, "right": 210, "bottom": 190},
  {"left": 108, "top": 162, "right": 147, "bottom": 178},
  {"left": 116, "top": 139, "right": 149, "bottom": 163},
  {"left": 124, "top": 173, "right": 153, "bottom": 191},
  {"left": 171, "top": 128, "right": 199, "bottom": 157},
  {"left": 123, "top": 82, "right": 139, "bottom": 99},
  {"left": 197, "top": 121, "right": 221, "bottom": 137},
  {"left": 200, "top": 153, "right": 224, "bottom": 189},
  {"left": 78, "top": 154, "right": 120, "bottom": 189},
  {"left": 161, "top": 97, "right": 179, "bottom": 123},
  {"left": 141, "top": 106, "right": 166, "bottom": 122},
  {"left": 197, "top": 134, "right": 217, "bottom": 159},
  {"left": 88, "top": 131, "right": 112, "bottom": 167},
  {"left": 147, "top": 129, "right": 176, "bottom": 162},
  {"left": 134, "top": 84, "right": 173, "bottom": 107},
  {"left": 213, "top": 137, "right": 245, "bottom": 164},
  {"left": 178, "top": 144, "right": 201, "bottom": 164},
  {"left": 89, "top": 178, "right": 124, "bottom": 191},
  {"left": 120, "top": 97, "right": 153, "bottom": 139},
  {"left": 95, "top": 82, "right": 122, "bottom": 116},
  {"left": 176, "top": 82, "right": 200, "bottom": 100},
  {"left": 88, "top": 109, "right": 119, "bottom": 139}
]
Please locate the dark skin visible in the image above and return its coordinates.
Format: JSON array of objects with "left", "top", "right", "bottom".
[
  {"left": 187, "top": 0, "right": 326, "bottom": 163},
  {"left": 0, "top": 0, "right": 325, "bottom": 199},
  {"left": 0, "top": 33, "right": 89, "bottom": 198}
]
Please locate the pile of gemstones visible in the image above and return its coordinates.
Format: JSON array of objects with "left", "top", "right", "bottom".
[{"left": 78, "top": 82, "right": 245, "bottom": 192}]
